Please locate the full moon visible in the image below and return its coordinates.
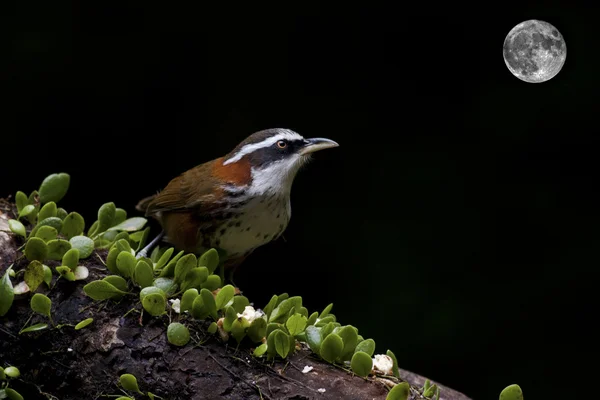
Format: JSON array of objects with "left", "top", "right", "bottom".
[{"left": 503, "top": 19, "right": 566, "bottom": 83}]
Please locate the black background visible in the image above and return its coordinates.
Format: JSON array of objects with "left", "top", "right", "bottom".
[{"left": 1, "top": 3, "right": 597, "bottom": 399}]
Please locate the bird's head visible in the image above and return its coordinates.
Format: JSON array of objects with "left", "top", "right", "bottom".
[{"left": 221, "top": 128, "right": 339, "bottom": 195}]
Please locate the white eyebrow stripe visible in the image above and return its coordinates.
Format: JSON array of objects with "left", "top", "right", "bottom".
[{"left": 222, "top": 130, "right": 303, "bottom": 165}]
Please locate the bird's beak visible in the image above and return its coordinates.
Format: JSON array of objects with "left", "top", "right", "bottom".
[{"left": 299, "top": 138, "right": 339, "bottom": 155}]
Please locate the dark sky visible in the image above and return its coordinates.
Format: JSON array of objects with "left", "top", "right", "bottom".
[{"left": 2, "top": 3, "right": 598, "bottom": 399}]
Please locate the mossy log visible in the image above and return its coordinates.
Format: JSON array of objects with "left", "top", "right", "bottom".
[{"left": 1, "top": 200, "right": 472, "bottom": 400}]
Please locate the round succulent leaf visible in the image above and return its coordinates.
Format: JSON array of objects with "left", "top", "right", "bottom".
[
  {"left": 5, "top": 388, "right": 25, "bottom": 400},
  {"left": 101, "top": 230, "right": 119, "bottom": 243},
  {"left": 499, "top": 384, "right": 523, "bottom": 400},
  {"left": 107, "top": 217, "right": 147, "bottom": 232},
  {"left": 114, "top": 208, "right": 127, "bottom": 225},
  {"left": 275, "top": 293, "right": 289, "bottom": 306},
  {"left": 351, "top": 351, "right": 373, "bottom": 377},
  {"left": 4, "top": 366, "right": 20, "bottom": 378},
  {"left": 200, "top": 288, "right": 218, "bottom": 320},
  {"left": 55, "top": 266, "right": 76, "bottom": 281},
  {"left": 116, "top": 251, "right": 136, "bottom": 278},
  {"left": 38, "top": 201, "right": 57, "bottom": 221},
  {"left": 305, "top": 325, "right": 322, "bottom": 354},
  {"left": 215, "top": 284, "right": 235, "bottom": 310},
  {"left": 19, "top": 322, "right": 48, "bottom": 334},
  {"left": 24, "top": 260, "right": 44, "bottom": 292},
  {"left": 197, "top": 248, "right": 220, "bottom": 274},
  {"left": 69, "top": 235, "right": 94, "bottom": 258},
  {"left": 154, "top": 247, "right": 174, "bottom": 270},
  {"left": 174, "top": 253, "right": 197, "bottom": 284},
  {"left": 191, "top": 295, "right": 208, "bottom": 320},
  {"left": 8, "top": 219, "right": 26, "bottom": 238},
  {"left": 133, "top": 260, "right": 154, "bottom": 288},
  {"left": 223, "top": 306, "right": 237, "bottom": 331},
  {"left": 31, "top": 293, "right": 52, "bottom": 317},
  {"left": 159, "top": 261, "right": 176, "bottom": 277},
  {"left": 96, "top": 202, "right": 116, "bottom": 233},
  {"left": 105, "top": 247, "right": 120, "bottom": 274},
  {"left": 56, "top": 207, "right": 68, "bottom": 220},
  {"left": 253, "top": 343, "right": 268, "bottom": 357},
  {"left": 132, "top": 227, "right": 150, "bottom": 251},
  {"left": 15, "top": 190, "right": 28, "bottom": 213},
  {"left": 139, "top": 286, "right": 165, "bottom": 302},
  {"left": 355, "top": 338, "right": 376, "bottom": 357},
  {"left": 306, "top": 311, "right": 319, "bottom": 326},
  {"left": 232, "top": 295, "right": 250, "bottom": 313},
  {"left": 286, "top": 313, "right": 307, "bottom": 336},
  {"left": 104, "top": 275, "right": 128, "bottom": 292},
  {"left": 315, "top": 316, "right": 334, "bottom": 327},
  {"left": 320, "top": 333, "right": 343, "bottom": 363},
  {"left": 386, "top": 382, "right": 410, "bottom": 400},
  {"left": 0, "top": 269, "right": 15, "bottom": 316},
  {"left": 42, "top": 264, "right": 52, "bottom": 287},
  {"left": 180, "top": 288, "right": 199, "bottom": 313},
  {"left": 83, "top": 280, "right": 127, "bottom": 300},
  {"left": 200, "top": 274, "right": 221, "bottom": 291},
  {"left": 386, "top": 350, "right": 400, "bottom": 378},
  {"left": 39, "top": 172, "right": 70, "bottom": 203},
  {"left": 272, "top": 329, "right": 290, "bottom": 358},
  {"left": 207, "top": 321, "right": 218, "bottom": 334},
  {"left": 47, "top": 239, "right": 72, "bottom": 260},
  {"left": 62, "top": 248, "right": 80, "bottom": 269},
  {"left": 35, "top": 225, "right": 58, "bottom": 242},
  {"left": 74, "top": 317, "right": 94, "bottom": 330},
  {"left": 269, "top": 296, "right": 302, "bottom": 323},
  {"left": 18, "top": 204, "right": 36, "bottom": 220},
  {"left": 62, "top": 212, "right": 85, "bottom": 239},
  {"left": 337, "top": 325, "right": 359, "bottom": 360},
  {"left": 119, "top": 373, "right": 142, "bottom": 393},
  {"left": 114, "top": 231, "right": 131, "bottom": 245},
  {"left": 115, "top": 397, "right": 133, "bottom": 400},
  {"left": 153, "top": 277, "right": 177, "bottom": 296},
  {"left": 167, "top": 322, "right": 191, "bottom": 346},
  {"left": 24, "top": 237, "right": 48, "bottom": 261},
  {"left": 263, "top": 295, "right": 278, "bottom": 319},
  {"left": 231, "top": 318, "right": 247, "bottom": 343},
  {"left": 181, "top": 267, "right": 208, "bottom": 291},
  {"left": 87, "top": 220, "right": 99, "bottom": 237},
  {"left": 162, "top": 250, "right": 184, "bottom": 273},
  {"left": 142, "top": 293, "right": 166, "bottom": 316},
  {"left": 247, "top": 316, "right": 267, "bottom": 342}
]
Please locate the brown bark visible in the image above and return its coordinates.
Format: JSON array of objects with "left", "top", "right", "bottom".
[{"left": 0, "top": 200, "right": 472, "bottom": 400}]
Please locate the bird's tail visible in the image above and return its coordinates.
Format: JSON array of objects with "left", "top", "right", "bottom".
[{"left": 135, "top": 194, "right": 156, "bottom": 213}]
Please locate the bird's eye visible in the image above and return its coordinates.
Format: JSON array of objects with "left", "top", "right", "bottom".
[{"left": 276, "top": 140, "right": 287, "bottom": 149}]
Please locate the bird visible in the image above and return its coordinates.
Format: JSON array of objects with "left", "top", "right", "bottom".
[{"left": 135, "top": 128, "right": 339, "bottom": 281}]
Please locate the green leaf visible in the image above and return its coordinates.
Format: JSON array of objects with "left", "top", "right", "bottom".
[
  {"left": 133, "top": 260, "right": 154, "bottom": 288},
  {"left": 320, "top": 303, "right": 333, "bottom": 318},
  {"left": 0, "top": 268, "right": 15, "bottom": 316},
  {"left": 140, "top": 286, "right": 165, "bottom": 302},
  {"left": 167, "top": 322, "right": 190, "bottom": 346},
  {"left": 15, "top": 190, "right": 28, "bottom": 213},
  {"left": 116, "top": 251, "right": 136, "bottom": 278},
  {"left": 215, "top": 284, "right": 235, "bottom": 310},
  {"left": 200, "top": 274, "right": 221, "bottom": 291},
  {"left": 247, "top": 317, "right": 267, "bottom": 342},
  {"left": 19, "top": 322, "right": 48, "bottom": 334},
  {"left": 142, "top": 293, "right": 166, "bottom": 316},
  {"left": 153, "top": 277, "right": 177, "bottom": 296},
  {"left": 38, "top": 201, "right": 57, "bottom": 221},
  {"left": 253, "top": 343, "right": 268, "bottom": 357},
  {"left": 30, "top": 293, "right": 52, "bottom": 318},
  {"left": 154, "top": 247, "right": 174, "bottom": 270},
  {"left": 320, "top": 333, "right": 343, "bottom": 363},
  {"left": 263, "top": 295, "right": 278, "bottom": 319},
  {"left": 223, "top": 306, "right": 237, "bottom": 331},
  {"left": 0, "top": 366, "right": 4, "bottom": 380},
  {"left": 5, "top": 388, "right": 24, "bottom": 400},
  {"left": 42, "top": 264, "right": 52, "bottom": 287},
  {"left": 105, "top": 246, "right": 120, "bottom": 274},
  {"left": 337, "top": 325, "right": 359, "bottom": 360},
  {"left": 286, "top": 313, "right": 307, "bottom": 336},
  {"left": 39, "top": 172, "right": 70, "bottom": 203},
  {"left": 132, "top": 227, "right": 150, "bottom": 251},
  {"left": 24, "top": 260, "right": 44, "bottom": 291},
  {"left": 305, "top": 325, "right": 322, "bottom": 354},
  {"left": 35, "top": 225, "right": 58, "bottom": 242},
  {"left": 114, "top": 208, "right": 127, "bottom": 225},
  {"left": 355, "top": 338, "right": 376, "bottom": 356},
  {"left": 315, "top": 316, "right": 334, "bottom": 327},
  {"left": 62, "top": 248, "right": 79, "bottom": 269},
  {"left": 97, "top": 202, "right": 116, "bottom": 233},
  {"left": 32, "top": 217, "right": 63, "bottom": 237},
  {"left": 231, "top": 319, "right": 247, "bottom": 343},
  {"left": 198, "top": 248, "right": 219, "bottom": 274},
  {"left": 275, "top": 293, "right": 289, "bottom": 306},
  {"left": 104, "top": 275, "right": 128, "bottom": 292},
  {"left": 87, "top": 220, "right": 99, "bottom": 237},
  {"left": 207, "top": 321, "right": 218, "bottom": 334},
  {"left": 75, "top": 318, "right": 94, "bottom": 330},
  {"left": 351, "top": 351, "right": 373, "bottom": 377},
  {"left": 232, "top": 295, "right": 250, "bottom": 313},
  {"left": 273, "top": 329, "right": 290, "bottom": 358},
  {"left": 56, "top": 207, "right": 68, "bottom": 220},
  {"left": 69, "top": 235, "right": 94, "bottom": 258},
  {"left": 18, "top": 204, "right": 36, "bottom": 221},
  {"left": 62, "top": 212, "right": 85, "bottom": 239},
  {"left": 200, "top": 288, "right": 218, "bottom": 320},
  {"left": 174, "top": 253, "right": 197, "bottom": 284},
  {"left": 191, "top": 294, "right": 208, "bottom": 319},
  {"left": 4, "top": 366, "right": 20, "bottom": 378},
  {"left": 306, "top": 311, "right": 319, "bottom": 326},
  {"left": 386, "top": 349, "right": 400, "bottom": 378},
  {"left": 47, "top": 239, "right": 72, "bottom": 260},
  {"left": 8, "top": 219, "right": 26, "bottom": 238},
  {"left": 499, "top": 384, "right": 523, "bottom": 400},
  {"left": 107, "top": 217, "right": 147, "bottom": 232},
  {"left": 83, "top": 280, "right": 127, "bottom": 300},
  {"left": 181, "top": 267, "right": 208, "bottom": 291},
  {"left": 180, "top": 288, "right": 199, "bottom": 313},
  {"left": 386, "top": 382, "right": 410, "bottom": 400},
  {"left": 269, "top": 296, "right": 302, "bottom": 323},
  {"left": 55, "top": 266, "right": 75, "bottom": 281},
  {"left": 423, "top": 383, "right": 438, "bottom": 398},
  {"left": 120, "top": 373, "right": 142, "bottom": 393},
  {"left": 24, "top": 237, "right": 48, "bottom": 261}
]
